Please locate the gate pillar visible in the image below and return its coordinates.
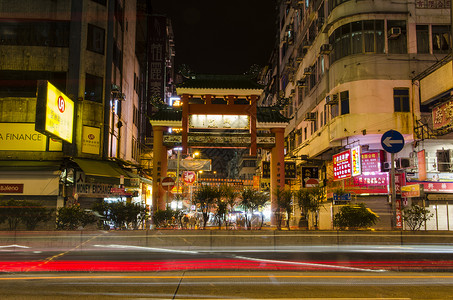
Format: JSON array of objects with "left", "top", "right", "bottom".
[
  {"left": 152, "top": 126, "right": 168, "bottom": 212},
  {"left": 270, "top": 127, "right": 285, "bottom": 226}
]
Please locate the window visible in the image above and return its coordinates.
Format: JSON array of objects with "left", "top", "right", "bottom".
[
  {"left": 0, "top": 71, "right": 66, "bottom": 97},
  {"left": 437, "top": 150, "right": 452, "bottom": 172},
  {"left": 388, "top": 20, "right": 407, "bottom": 54},
  {"left": 393, "top": 88, "right": 410, "bottom": 112},
  {"left": 416, "top": 25, "right": 430, "bottom": 54},
  {"left": 87, "top": 24, "right": 105, "bottom": 54},
  {"left": 85, "top": 73, "right": 103, "bottom": 103},
  {"left": 91, "top": 0, "right": 106, "bottom": 5},
  {"left": 0, "top": 20, "right": 69, "bottom": 47},
  {"left": 329, "top": 20, "right": 384, "bottom": 64},
  {"left": 432, "top": 25, "right": 451, "bottom": 54},
  {"left": 340, "top": 91, "right": 349, "bottom": 115}
]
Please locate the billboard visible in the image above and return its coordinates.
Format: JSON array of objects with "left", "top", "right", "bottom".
[
  {"left": 36, "top": 81, "right": 74, "bottom": 143},
  {"left": 333, "top": 150, "right": 351, "bottom": 180}
]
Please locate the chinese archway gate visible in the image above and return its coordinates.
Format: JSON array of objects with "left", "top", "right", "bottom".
[{"left": 149, "top": 75, "right": 289, "bottom": 225}]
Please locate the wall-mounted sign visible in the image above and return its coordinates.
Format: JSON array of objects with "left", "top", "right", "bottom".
[
  {"left": 417, "top": 150, "right": 427, "bottom": 181},
  {"left": 361, "top": 151, "right": 385, "bottom": 173},
  {"left": 262, "top": 161, "right": 296, "bottom": 179},
  {"left": 188, "top": 134, "right": 251, "bottom": 146},
  {"left": 432, "top": 100, "right": 453, "bottom": 130},
  {"left": 0, "top": 123, "right": 47, "bottom": 151},
  {"left": 401, "top": 184, "right": 424, "bottom": 198},
  {"left": 36, "top": 81, "right": 74, "bottom": 143},
  {"left": 351, "top": 146, "right": 362, "bottom": 177},
  {"left": 302, "top": 167, "right": 319, "bottom": 187},
  {"left": 285, "top": 161, "right": 297, "bottom": 179},
  {"left": 82, "top": 126, "right": 101, "bottom": 155},
  {"left": 0, "top": 184, "right": 24, "bottom": 194},
  {"left": 189, "top": 114, "right": 249, "bottom": 129},
  {"left": 333, "top": 150, "right": 351, "bottom": 180}
]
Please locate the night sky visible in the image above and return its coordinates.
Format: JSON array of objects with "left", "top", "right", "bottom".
[{"left": 151, "top": 0, "right": 277, "bottom": 75}]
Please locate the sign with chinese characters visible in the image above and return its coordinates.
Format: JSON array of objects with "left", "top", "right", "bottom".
[
  {"left": 432, "top": 100, "right": 453, "bottom": 130},
  {"left": 82, "top": 126, "right": 100, "bottom": 155},
  {"left": 262, "top": 161, "right": 296, "bottom": 179},
  {"left": 402, "top": 184, "right": 424, "bottom": 198},
  {"left": 302, "top": 167, "right": 319, "bottom": 187},
  {"left": 35, "top": 81, "right": 74, "bottom": 143},
  {"left": 189, "top": 115, "right": 250, "bottom": 129},
  {"left": 285, "top": 162, "right": 297, "bottom": 179},
  {"left": 361, "top": 151, "right": 385, "bottom": 173},
  {"left": 188, "top": 134, "right": 251, "bottom": 147},
  {"left": 396, "top": 199, "right": 402, "bottom": 229},
  {"left": 333, "top": 150, "right": 351, "bottom": 180},
  {"left": 351, "top": 146, "right": 362, "bottom": 177},
  {"left": 418, "top": 150, "right": 427, "bottom": 181},
  {"left": 182, "top": 171, "right": 196, "bottom": 184}
]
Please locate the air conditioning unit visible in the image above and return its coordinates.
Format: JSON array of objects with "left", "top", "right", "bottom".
[
  {"left": 326, "top": 94, "right": 338, "bottom": 105},
  {"left": 383, "top": 161, "right": 392, "bottom": 171},
  {"left": 388, "top": 27, "right": 401, "bottom": 39},
  {"left": 297, "top": 79, "right": 307, "bottom": 87},
  {"left": 396, "top": 157, "right": 411, "bottom": 169},
  {"left": 304, "top": 112, "right": 317, "bottom": 121},
  {"left": 303, "top": 67, "right": 312, "bottom": 75},
  {"left": 320, "top": 44, "right": 332, "bottom": 54}
]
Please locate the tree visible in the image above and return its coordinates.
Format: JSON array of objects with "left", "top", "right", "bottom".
[
  {"left": 402, "top": 204, "right": 433, "bottom": 231},
  {"left": 0, "top": 199, "right": 23, "bottom": 230},
  {"left": 294, "top": 188, "right": 311, "bottom": 228},
  {"left": 214, "top": 200, "right": 228, "bottom": 229},
  {"left": 222, "top": 185, "right": 239, "bottom": 229},
  {"left": 193, "top": 185, "right": 219, "bottom": 229},
  {"left": 274, "top": 188, "right": 293, "bottom": 230},
  {"left": 308, "top": 186, "right": 324, "bottom": 229},
  {"left": 152, "top": 209, "right": 174, "bottom": 228},
  {"left": 333, "top": 203, "right": 379, "bottom": 230}
]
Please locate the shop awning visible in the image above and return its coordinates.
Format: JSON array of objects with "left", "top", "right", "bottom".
[
  {"left": 0, "top": 160, "right": 62, "bottom": 172},
  {"left": 73, "top": 158, "right": 129, "bottom": 178}
]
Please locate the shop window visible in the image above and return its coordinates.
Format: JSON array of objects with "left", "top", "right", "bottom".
[
  {"left": 87, "top": 23, "right": 105, "bottom": 54},
  {"left": 393, "top": 88, "right": 410, "bottom": 112},
  {"left": 416, "top": 25, "right": 430, "bottom": 54},
  {"left": 340, "top": 91, "right": 349, "bottom": 115}
]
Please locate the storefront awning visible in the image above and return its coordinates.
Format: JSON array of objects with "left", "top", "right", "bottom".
[{"left": 73, "top": 158, "right": 129, "bottom": 178}]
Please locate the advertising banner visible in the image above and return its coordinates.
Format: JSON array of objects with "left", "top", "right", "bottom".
[
  {"left": 333, "top": 150, "right": 351, "bottom": 180},
  {"left": 82, "top": 126, "right": 101, "bottom": 155},
  {"left": 418, "top": 150, "right": 427, "bottom": 181},
  {"left": 351, "top": 146, "right": 362, "bottom": 177},
  {"left": 361, "top": 151, "right": 385, "bottom": 173}
]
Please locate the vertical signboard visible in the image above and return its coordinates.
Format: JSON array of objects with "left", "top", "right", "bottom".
[
  {"left": 284, "top": 161, "right": 297, "bottom": 179},
  {"left": 361, "top": 151, "right": 385, "bottom": 173},
  {"left": 351, "top": 146, "right": 362, "bottom": 177},
  {"left": 417, "top": 150, "right": 427, "bottom": 181},
  {"left": 82, "top": 126, "right": 101, "bottom": 155},
  {"left": 302, "top": 167, "right": 319, "bottom": 187},
  {"left": 35, "top": 81, "right": 74, "bottom": 143},
  {"left": 333, "top": 150, "right": 351, "bottom": 180}
]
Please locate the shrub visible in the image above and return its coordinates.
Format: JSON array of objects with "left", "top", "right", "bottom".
[
  {"left": 334, "top": 203, "right": 379, "bottom": 230},
  {"left": 402, "top": 204, "right": 433, "bottom": 231},
  {"left": 56, "top": 205, "right": 97, "bottom": 230}
]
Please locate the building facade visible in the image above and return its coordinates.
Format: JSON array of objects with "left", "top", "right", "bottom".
[
  {"left": 268, "top": 0, "right": 452, "bottom": 229},
  {"left": 0, "top": 0, "right": 176, "bottom": 228}
]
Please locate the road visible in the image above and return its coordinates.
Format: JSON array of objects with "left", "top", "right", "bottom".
[{"left": 1, "top": 232, "right": 453, "bottom": 298}]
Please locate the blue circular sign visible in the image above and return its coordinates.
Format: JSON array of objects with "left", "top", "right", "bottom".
[{"left": 381, "top": 130, "right": 405, "bottom": 153}]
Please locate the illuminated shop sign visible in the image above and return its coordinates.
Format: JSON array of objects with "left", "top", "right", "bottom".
[
  {"left": 333, "top": 150, "right": 351, "bottom": 180},
  {"left": 189, "top": 115, "right": 249, "bottom": 129},
  {"left": 432, "top": 99, "right": 453, "bottom": 130},
  {"left": 81, "top": 126, "right": 101, "bottom": 155},
  {"left": 36, "top": 81, "right": 74, "bottom": 143},
  {"left": 351, "top": 146, "right": 362, "bottom": 177},
  {"left": 0, "top": 123, "right": 47, "bottom": 151},
  {"left": 361, "top": 151, "right": 385, "bottom": 173}
]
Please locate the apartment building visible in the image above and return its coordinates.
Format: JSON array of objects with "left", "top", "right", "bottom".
[{"left": 262, "top": 0, "right": 451, "bottom": 229}]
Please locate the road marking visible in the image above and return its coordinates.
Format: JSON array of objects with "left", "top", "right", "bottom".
[
  {"left": 93, "top": 244, "right": 198, "bottom": 254},
  {"left": 0, "top": 245, "right": 29, "bottom": 249},
  {"left": 1, "top": 274, "right": 453, "bottom": 281}
]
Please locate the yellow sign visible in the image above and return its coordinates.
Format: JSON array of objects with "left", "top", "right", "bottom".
[
  {"left": 189, "top": 114, "right": 250, "bottom": 129},
  {"left": 82, "top": 126, "right": 101, "bottom": 154},
  {"left": 401, "top": 184, "right": 423, "bottom": 198},
  {"left": 44, "top": 82, "right": 74, "bottom": 143},
  {"left": 49, "top": 138, "right": 63, "bottom": 151},
  {"left": 0, "top": 123, "right": 47, "bottom": 151}
]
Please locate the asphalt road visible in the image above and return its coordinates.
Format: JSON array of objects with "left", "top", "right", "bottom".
[{"left": 1, "top": 242, "right": 453, "bottom": 298}]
